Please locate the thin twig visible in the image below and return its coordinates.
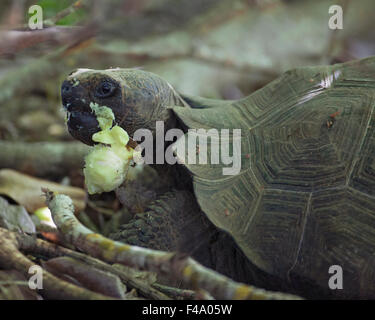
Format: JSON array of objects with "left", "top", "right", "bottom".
[
  {"left": 152, "top": 283, "right": 196, "bottom": 300},
  {"left": 44, "top": 0, "right": 88, "bottom": 26}
]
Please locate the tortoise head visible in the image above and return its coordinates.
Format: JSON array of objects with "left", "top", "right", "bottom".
[{"left": 61, "top": 68, "right": 184, "bottom": 145}]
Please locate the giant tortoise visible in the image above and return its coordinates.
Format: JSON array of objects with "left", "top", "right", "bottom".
[{"left": 61, "top": 56, "right": 375, "bottom": 299}]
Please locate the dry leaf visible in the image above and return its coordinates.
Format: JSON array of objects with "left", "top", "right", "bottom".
[
  {"left": 0, "top": 169, "right": 86, "bottom": 213},
  {"left": 0, "top": 196, "right": 35, "bottom": 233}
]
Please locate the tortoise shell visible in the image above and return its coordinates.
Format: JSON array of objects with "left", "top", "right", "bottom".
[{"left": 172, "top": 56, "right": 375, "bottom": 298}]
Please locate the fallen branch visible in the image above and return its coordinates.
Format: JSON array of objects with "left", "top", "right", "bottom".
[
  {"left": 0, "top": 141, "right": 90, "bottom": 178},
  {"left": 94, "top": 45, "right": 278, "bottom": 80},
  {"left": 0, "top": 227, "right": 115, "bottom": 299},
  {"left": 0, "top": 27, "right": 85, "bottom": 56},
  {"left": 18, "top": 235, "right": 171, "bottom": 300},
  {"left": 45, "top": 191, "right": 302, "bottom": 300}
]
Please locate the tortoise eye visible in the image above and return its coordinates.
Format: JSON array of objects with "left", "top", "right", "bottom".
[{"left": 95, "top": 81, "right": 116, "bottom": 98}]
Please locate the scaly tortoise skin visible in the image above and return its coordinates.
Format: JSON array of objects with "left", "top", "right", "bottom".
[{"left": 61, "top": 57, "right": 375, "bottom": 299}]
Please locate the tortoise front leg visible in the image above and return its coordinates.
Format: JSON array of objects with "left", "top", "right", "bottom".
[
  {"left": 110, "top": 190, "right": 215, "bottom": 265},
  {"left": 110, "top": 190, "right": 281, "bottom": 289}
]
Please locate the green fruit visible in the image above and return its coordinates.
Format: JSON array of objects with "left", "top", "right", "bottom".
[{"left": 83, "top": 103, "right": 134, "bottom": 194}]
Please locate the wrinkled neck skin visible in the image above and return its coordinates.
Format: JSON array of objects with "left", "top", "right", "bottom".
[
  {"left": 146, "top": 109, "right": 194, "bottom": 191},
  {"left": 123, "top": 77, "right": 190, "bottom": 186},
  {"left": 124, "top": 84, "right": 187, "bottom": 137},
  {"left": 111, "top": 69, "right": 189, "bottom": 138}
]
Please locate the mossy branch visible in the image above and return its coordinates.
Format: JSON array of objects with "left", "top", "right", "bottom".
[{"left": 45, "top": 191, "right": 302, "bottom": 300}]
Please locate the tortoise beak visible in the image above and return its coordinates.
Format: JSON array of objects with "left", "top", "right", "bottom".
[
  {"left": 61, "top": 80, "right": 91, "bottom": 113},
  {"left": 61, "top": 80, "right": 99, "bottom": 145},
  {"left": 67, "top": 111, "right": 100, "bottom": 146}
]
